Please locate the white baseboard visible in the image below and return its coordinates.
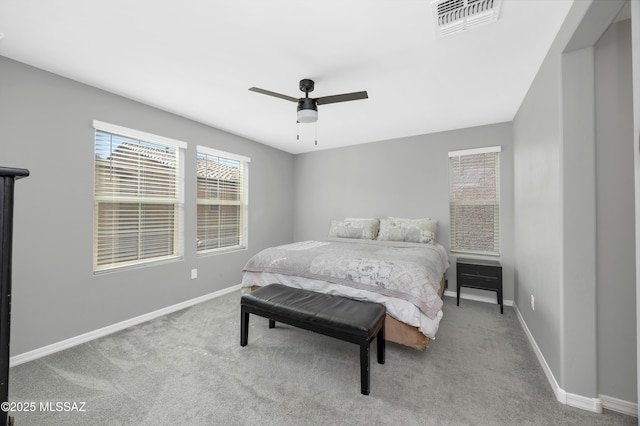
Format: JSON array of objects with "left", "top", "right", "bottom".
[
  {"left": 443, "top": 289, "right": 514, "bottom": 306},
  {"left": 513, "top": 303, "right": 608, "bottom": 414},
  {"left": 599, "top": 394, "right": 639, "bottom": 417},
  {"left": 566, "top": 391, "right": 603, "bottom": 414},
  {"left": 10, "top": 284, "right": 242, "bottom": 367}
]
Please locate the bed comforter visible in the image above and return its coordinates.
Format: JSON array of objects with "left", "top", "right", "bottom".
[{"left": 241, "top": 238, "right": 449, "bottom": 334}]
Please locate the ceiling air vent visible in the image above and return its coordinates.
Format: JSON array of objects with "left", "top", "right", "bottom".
[{"left": 431, "top": 0, "right": 502, "bottom": 38}]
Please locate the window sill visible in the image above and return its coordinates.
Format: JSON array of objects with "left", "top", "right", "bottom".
[
  {"left": 197, "top": 246, "right": 247, "bottom": 257},
  {"left": 93, "top": 255, "right": 184, "bottom": 275}
]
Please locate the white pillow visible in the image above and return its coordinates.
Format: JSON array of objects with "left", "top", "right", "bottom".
[
  {"left": 378, "top": 217, "right": 438, "bottom": 244},
  {"left": 328, "top": 218, "right": 379, "bottom": 240}
]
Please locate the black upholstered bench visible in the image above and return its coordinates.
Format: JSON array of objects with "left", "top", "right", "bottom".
[{"left": 240, "top": 284, "right": 386, "bottom": 395}]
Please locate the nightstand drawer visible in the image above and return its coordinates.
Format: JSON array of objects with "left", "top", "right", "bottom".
[
  {"left": 457, "top": 275, "right": 499, "bottom": 291},
  {"left": 458, "top": 264, "right": 501, "bottom": 280}
]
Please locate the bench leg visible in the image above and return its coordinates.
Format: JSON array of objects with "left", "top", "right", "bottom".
[
  {"left": 377, "top": 325, "right": 385, "bottom": 365},
  {"left": 360, "top": 343, "right": 370, "bottom": 395},
  {"left": 240, "top": 307, "right": 249, "bottom": 346},
  {"left": 269, "top": 319, "right": 276, "bottom": 328}
]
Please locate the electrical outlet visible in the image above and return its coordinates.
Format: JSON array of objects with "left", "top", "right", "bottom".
[
  {"left": 191, "top": 269, "right": 198, "bottom": 280},
  {"left": 531, "top": 295, "right": 535, "bottom": 311}
]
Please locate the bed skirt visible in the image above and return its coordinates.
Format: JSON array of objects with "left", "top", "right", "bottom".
[{"left": 382, "top": 275, "right": 445, "bottom": 349}]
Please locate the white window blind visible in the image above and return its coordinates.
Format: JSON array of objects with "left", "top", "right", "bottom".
[
  {"left": 93, "top": 121, "right": 185, "bottom": 272},
  {"left": 448, "top": 146, "right": 501, "bottom": 255},
  {"left": 196, "top": 146, "right": 249, "bottom": 254}
]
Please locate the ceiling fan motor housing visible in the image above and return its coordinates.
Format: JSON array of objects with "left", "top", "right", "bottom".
[{"left": 297, "top": 97, "right": 317, "bottom": 112}]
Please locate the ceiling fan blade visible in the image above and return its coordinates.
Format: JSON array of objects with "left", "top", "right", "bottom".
[
  {"left": 249, "top": 87, "right": 298, "bottom": 102},
  {"left": 315, "top": 91, "right": 368, "bottom": 105}
]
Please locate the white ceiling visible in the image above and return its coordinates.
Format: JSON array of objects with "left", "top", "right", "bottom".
[{"left": 0, "top": 0, "right": 575, "bottom": 154}]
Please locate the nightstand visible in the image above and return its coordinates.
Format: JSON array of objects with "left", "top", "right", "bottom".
[{"left": 456, "top": 258, "right": 503, "bottom": 314}]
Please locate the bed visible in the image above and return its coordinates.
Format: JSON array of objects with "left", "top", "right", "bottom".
[{"left": 241, "top": 217, "right": 449, "bottom": 349}]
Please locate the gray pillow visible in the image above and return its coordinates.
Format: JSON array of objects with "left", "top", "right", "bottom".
[
  {"left": 378, "top": 217, "right": 438, "bottom": 244},
  {"left": 328, "top": 218, "right": 380, "bottom": 240}
]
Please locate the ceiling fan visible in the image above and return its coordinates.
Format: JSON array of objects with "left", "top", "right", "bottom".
[{"left": 249, "top": 79, "right": 368, "bottom": 124}]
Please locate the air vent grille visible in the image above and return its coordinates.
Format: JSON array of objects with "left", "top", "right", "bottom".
[{"left": 432, "top": 0, "right": 502, "bottom": 38}]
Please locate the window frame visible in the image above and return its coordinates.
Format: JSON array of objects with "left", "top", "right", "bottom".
[
  {"left": 196, "top": 145, "right": 250, "bottom": 256},
  {"left": 448, "top": 146, "right": 501, "bottom": 256},
  {"left": 93, "top": 120, "right": 186, "bottom": 273}
]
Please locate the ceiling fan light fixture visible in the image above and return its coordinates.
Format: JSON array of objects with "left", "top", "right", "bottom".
[
  {"left": 297, "top": 109, "right": 318, "bottom": 123},
  {"left": 297, "top": 97, "right": 318, "bottom": 123}
]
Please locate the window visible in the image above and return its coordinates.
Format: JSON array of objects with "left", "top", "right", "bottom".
[
  {"left": 448, "top": 146, "right": 501, "bottom": 255},
  {"left": 196, "top": 146, "right": 249, "bottom": 254},
  {"left": 93, "top": 121, "right": 186, "bottom": 272}
]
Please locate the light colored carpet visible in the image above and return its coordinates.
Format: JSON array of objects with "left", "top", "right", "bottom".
[{"left": 8, "top": 292, "right": 637, "bottom": 425}]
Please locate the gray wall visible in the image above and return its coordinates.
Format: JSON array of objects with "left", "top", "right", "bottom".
[
  {"left": 633, "top": 0, "right": 640, "bottom": 415},
  {"left": 512, "top": 28, "right": 564, "bottom": 384},
  {"left": 292, "top": 123, "right": 515, "bottom": 301},
  {"left": 561, "top": 45, "right": 598, "bottom": 399},
  {"left": 0, "top": 56, "right": 294, "bottom": 356},
  {"left": 594, "top": 18, "right": 636, "bottom": 402},
  {"left": 513, "top": 0, "right": 636, "bottom": 404}
]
